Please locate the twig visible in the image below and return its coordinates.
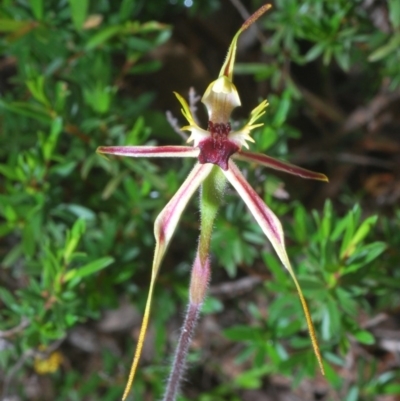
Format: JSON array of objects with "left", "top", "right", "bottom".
[
  {"left": 0, "top": 318, "right": 29, "bottom": 338},
  {"left": 209, "top": 276, "right": 262, "bottom": 299},
  {"left": 166, "top": 87, "right": 201, "bottom": 142},
  {"left": 188, "top": 87, "right": 201, "bottom": 125},
  {"left": 166, "top": 110, "right": 188, "bottom": 141},
  {"left": 2, "top": 337, "right": 65, "bottom": 399}
]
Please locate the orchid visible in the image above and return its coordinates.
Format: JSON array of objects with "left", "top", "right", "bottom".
[{"left": 97, "top": 4, "right": 328, "bottom": 400}]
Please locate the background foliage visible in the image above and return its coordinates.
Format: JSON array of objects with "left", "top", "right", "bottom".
[{"left": 1, "top": 0, "right": 400, "bottom": 400}]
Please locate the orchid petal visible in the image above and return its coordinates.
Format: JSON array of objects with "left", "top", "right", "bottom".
[
  {"left": 229, "top": 100, "right": 269, "bottom": 149},
  {"left": 173, "top": 92, "right": 210, "bottom": 145},
  {"left": 97, "top": 145, "right": 199, "bottom": 158},
  {"left": 122, "top": 162, "right": 213, "bottom": 401},
  {"left": 223, "top": 160, "right": 325, "bottom": 375},
  {"left": 234, "top": 151, "right": 329, "bottom": 182},
  {"left": 173, "top": 91, "right": 197, "bottom": 128}
]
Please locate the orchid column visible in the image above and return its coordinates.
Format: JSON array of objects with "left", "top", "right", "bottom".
[{"left": 97, "top": 4, "right": 327, "bottom": 400}]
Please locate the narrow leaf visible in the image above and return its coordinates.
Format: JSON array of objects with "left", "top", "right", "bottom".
[
  {"left": 0, "top": 19, "right": 31, "bottom": 32},
  {"left": 85, "top": 25, "right": 122, "bottom": 50},
  {"left": 30, "top": 0, "right": 44, "bottom": 20},
  {"left": 69, "top": 0, "right": 89, "bottom": 30},
  {"left": 64, "top": 257, "right": 114, "bottom": 282},
  {"left": 0, "top": 100, "right": 53, "bottom": 124}
]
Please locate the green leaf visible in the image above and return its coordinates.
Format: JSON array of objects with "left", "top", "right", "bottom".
[
  {"left": 262, "top": 252, "right": 288, "bottom": 284},
  {"left": 383, "top": 384, "right": 400, "bottom": 395},
  {"left": 335, "top": 288, "right": 357, "bottom": 316},
  {"left": 339, "top": 208, "right": 357, "bottom": 259},
  {"left": 345, "top": 385, "right": 359, "bottom": 401},
  {"left": 126, "top": 36, "right": 154, "bottom": 52},
  {"left": 369, "top": 34, "right": 400, "bottom": 62},
  {"left": 85, "top": 25, "right": 123, "bottom": 50},
  {"left": 341, "top": 215, "right": 378, "bottom": 259},
  {"left": 0, "top": 287, "right": 16, "bottom": 308},
  {"left": 297, "top": 278, "right": 324, "bottom": 292},
  {"left": 129, "top": 60, "right": 162, "bottom": 75},
  {"left": 202, "top": 296, "right": 224, "bottom": 314},
  {"left": 64, "top": 219, "right": 86, "bottom": 263},
  {"left": 388, "top": 0, "right": 400, "bottom": 29},
  {"left": 272, "top": 90, "right": 291, "bottom": 127},
  {"left": 64, "top": 256, "right": 114, "bottom": 282},
  {"left": 0, "top": 100, "right": 53, "bottom": 124},
  {"left": 119, "top": 0, "right": 135, "bottom": 22},
  {"left": 30, "top": 0, "right": 44, "bottom": 20},
  {"left": 343, "top": 241, "right": 387, "bottom": 275},
  {"left": 83, "top": 85, "right": 116, "bottom": 114},
  {"left": 26, "top": 76, "right": 50, "bottom": 107},
  {"left": 0, "top": 19, "right": 30, "bottom": 33},
  {"left": 293, "top": 203, "right": 308, "bottom": 242},
  {"left": 258, "top": 126, "right": 278, "bottom": 151},
  {"left": 2, "top": 244, "right": 23, "bottom": 268},
  {"left": 321, "top": 199, "right": 333, "bottom": 239},
  {"left": 322, "top": 358, "right": 343, "bottom": 387},
  {"left": 234, "top": 63, "right": 273, "bottom": 75},
  {"left": 335, "top": 49, "right": 350, "bottom": 71},
  {"left": 223, "top": 325, "right": 262, "bottom": 342},
  {"left": 40, "top": 117, "right": 63, "bottom": 161},
  {"left": 234, "top": 365, "right": 273, "bottom": 389},
  {"left": 69, "top": 0, "right": 89, "bottom": 30},
  {"left": 321, "top": 295, "right": 341, "bottom": 341},
  {"left": 353, "top": 330, "right": 375, "bottom": 345},
  {"left": 304, "top": 42, "right": 325, "bottom": 62}
]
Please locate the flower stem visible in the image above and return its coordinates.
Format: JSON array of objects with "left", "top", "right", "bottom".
[{"left": 162, "top": 301, "right": 201, "bottom": 401}]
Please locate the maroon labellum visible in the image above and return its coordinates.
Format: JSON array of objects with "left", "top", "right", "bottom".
[{"left": 197, "top": 122, "right": 239, "bottom": 170}]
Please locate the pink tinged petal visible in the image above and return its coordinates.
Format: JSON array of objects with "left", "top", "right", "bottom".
[
  {"left": 234, "top": 151, "right": 328, "bottom": 182},
  {"left": 223, "top": 160, "right": 325, "bottom": 376},
  {"left": 97, "top": 145, "right": 199, "bottom": 158},
  {"left": 122, "top": 162, "right": 213, "bottom": 401}
]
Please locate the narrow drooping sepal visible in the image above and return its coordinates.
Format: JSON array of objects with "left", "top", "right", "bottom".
[
  {"left": 97, "top": 145, "right": 199, "bottom": 158},
  {"left": 223, "top": 160, "right": 325, "bottom": 375},
  {"left": 122, "top": 162, "right": 213, "bottom": 401},
  {"left": 234, "top": 151, "right": 329, "bottom": 181}
]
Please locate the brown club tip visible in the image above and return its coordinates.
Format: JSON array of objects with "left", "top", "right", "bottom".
[{"left": 241, "top": 4, "right": 272, "bottom": 31}]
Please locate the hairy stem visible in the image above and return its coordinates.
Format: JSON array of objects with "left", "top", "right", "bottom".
[{"left": 163, "top": 302, "right": 201, "bottom": 401}]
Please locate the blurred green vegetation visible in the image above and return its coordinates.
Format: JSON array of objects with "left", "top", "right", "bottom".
[{"left": 1, "top": 0, "right": 400, "bottom": 400}]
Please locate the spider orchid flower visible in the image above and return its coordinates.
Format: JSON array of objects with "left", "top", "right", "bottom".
[{"left": 97, "top": 4, "right": 327, "bottom": 400}]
